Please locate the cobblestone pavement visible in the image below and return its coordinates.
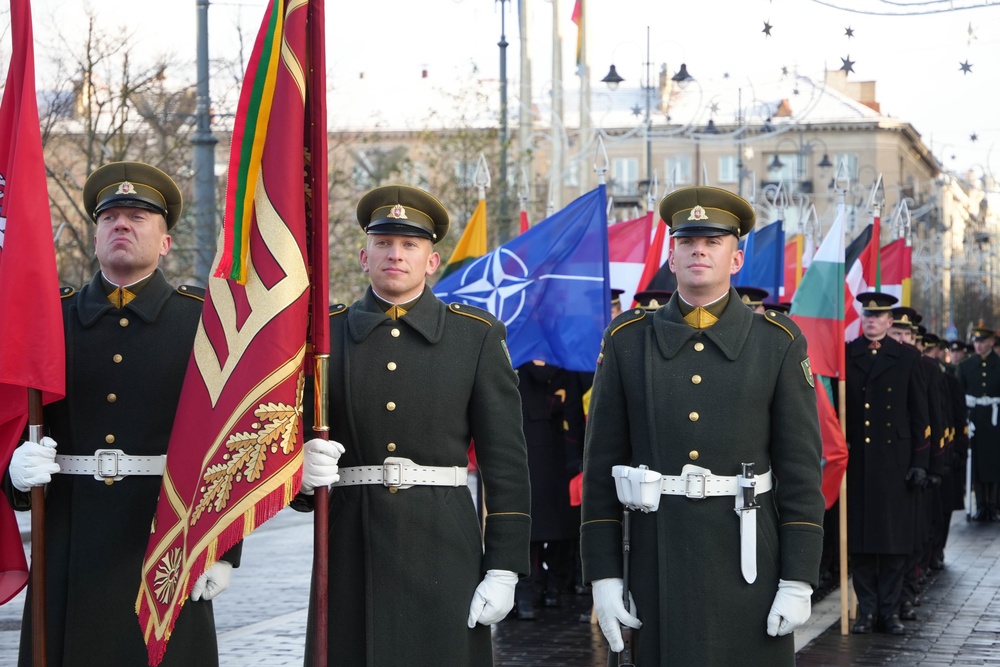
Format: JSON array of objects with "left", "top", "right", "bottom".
[{"left": 2, "top": 509, "right": 997, "bottom": 666}]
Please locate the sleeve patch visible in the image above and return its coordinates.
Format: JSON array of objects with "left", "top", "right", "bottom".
[{"left": 801, "top": 358, "right": 815, "bottom": 388}]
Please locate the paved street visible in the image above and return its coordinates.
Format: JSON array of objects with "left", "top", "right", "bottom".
[{"left": 2, "top": 507, "right": 1000, "bottom": 665}]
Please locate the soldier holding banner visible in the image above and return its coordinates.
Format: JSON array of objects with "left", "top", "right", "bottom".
[
  {"left": 293, "top": 185, "right": 530, "bottom": 666},
  {"left": 3, "top": 162, "right": 239, "bottom": 666},
  {"left": 581, "top": 186, "right": 824, "bottom": 665}
]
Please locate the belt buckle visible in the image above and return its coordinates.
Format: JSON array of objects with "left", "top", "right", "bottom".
[
  {"left": 684, "top": 472, "right": 707, "bottom": 499},
  {"left": 382, "top": 461, "right": 403, "bottom": 488},
  {"left": 94, "top": 448, "right": 124, "bottom": 482}
]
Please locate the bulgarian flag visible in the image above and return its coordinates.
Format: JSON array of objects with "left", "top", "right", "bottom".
[
  {"left": 789, "top": 197, "right": 846, "bottom": 379},
  {"left": 137, "top": 0, "right": 327, "bottom": 663},
  {"left": 441, "top": 198, "right": 487, "bottom": 279},
  {"left": 880, "top": 238, "right": 911, "bottom": 306},
  {"left": 0, "top": 0, "right": 66, "bottom": 605}
]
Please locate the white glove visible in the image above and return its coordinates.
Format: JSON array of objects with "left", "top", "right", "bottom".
[
  {"left": 190, "top": 560, "right": 233, "bottom": 602},
  {"left": 300, "top": 438, "right": 345, "bottom": 495},
  {"left": 9, "top": 437, "right": 60, "bottom": 492},
  {"left": 592, "top": 577, "right": 641, "bottom": 652},
  {"left": 467, "top": 569, "right": 518, "bottom": 627},
  {"left": 766, "top": 579, "right": 812, "bottom": 636}
]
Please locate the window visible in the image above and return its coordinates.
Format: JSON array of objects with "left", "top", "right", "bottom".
[
  {"left": 718, "top": 155, "right": 738, "bottom": 184},
  {"left": 611, "top": 157, "right": 639, "bottom": 195},
  {"left": 666, "top": 155, "right": 692, "bottom": 185},
  {"left": 454, "top": 160, "right": 477, "bottom": 189}
]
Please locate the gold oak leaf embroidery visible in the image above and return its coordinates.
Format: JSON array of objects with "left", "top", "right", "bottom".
[{"left": 153, "top": 547, "right": 183, "bottom": 604}]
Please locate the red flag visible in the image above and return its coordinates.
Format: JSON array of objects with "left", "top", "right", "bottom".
[
  {"left": 816, "top": 378, "right": 848, "bottom": 509},
  {"left": 137, "top": 1, "right": 326, "bottom": 662},
  {"left": 632, "top": 212, "right": 668, "bottom": 306},
  {"left": 607, "top": 212, "right": 653, "bottom": 307},
  {"left": 783, "top": 234, "right": 804, "bottom": 302},
  {"left": 0, "top": 0, "right": 66, "bottom": 605},
  {"left": 519, "top": 209, "right": 529, "bottom": 235},
  {"left": 879, "top": 238, "right": 911, "bottom": 306}
]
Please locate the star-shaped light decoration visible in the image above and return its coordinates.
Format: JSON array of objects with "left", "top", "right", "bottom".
[
  {"left": 840, "top": 55, "right": 855, "bottom": 74},
  {"left": 960, "top": 60, "right": 973, "bottom": 75},
  {"left": 781, "top": 65, "right": 789, "bottom": 76},
  {"left": 971, "top": 132, "right": 978, "bottom": 142},
  {"left": 845, "top": 26, "right": 854, "bottom": 38},
  {"left": 763, "top": 21, "right": 773, "bottom": 37},
  {"left": 709, "top": 102, "right": 720, "bottom": 114},
  {"left": 631, "top": 104, "right": 642, "bottom": 117}
]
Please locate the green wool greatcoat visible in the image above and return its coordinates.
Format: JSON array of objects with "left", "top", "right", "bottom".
[
  {"left": 293, "top": 286, "right": 530, "bottom": 667},
  {"left": 8, "top": 270, "right": 240, "bottom": 667},
  {"left": 581, "top": 289, "right": 825, "bottom": 666}
]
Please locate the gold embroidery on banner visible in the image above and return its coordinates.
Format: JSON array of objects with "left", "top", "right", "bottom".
[
  {"left": 192, "top": 399, "right": 299, "bottom": 525},
  {"left": 153, "top": 547, "right": 183, "bottom": 604}
]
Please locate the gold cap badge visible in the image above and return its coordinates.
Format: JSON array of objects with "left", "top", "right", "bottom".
[
  {"left": 688, "top": 205, "right": 707, "bottom": 221},
  {"left": 388, "top": 204, "right": 408, "bottom": 219},
  {"left": 115, "top": 181, "right": 136, "bottom": 195}
]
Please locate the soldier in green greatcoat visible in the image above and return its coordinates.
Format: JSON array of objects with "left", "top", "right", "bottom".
[
  {"left": 581, "top": 186, "right": 824, "bottom": 665},
  {"left": 293, "top": 185, "right": 531, "bottom": 666}
]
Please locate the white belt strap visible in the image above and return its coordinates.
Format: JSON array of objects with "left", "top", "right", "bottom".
[
  {"left": 966, "top": 394, "right": 1000, "bottom": 426},
  {"left": 659, "top": 465, "right": 773, "bottom": 498},
  {"left": 55, "top": 449, "right": 166, "bottom": 482},
  {"left": 333, "top": 457, "right": 468, "bottom": 490}
]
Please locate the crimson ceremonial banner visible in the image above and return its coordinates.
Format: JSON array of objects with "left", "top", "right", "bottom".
[
  {"left": 136, "top": 0, "right": 327, "bottom": 663},
  {"left": 0, "top": 0, "right": 66, "bottom": 605}
]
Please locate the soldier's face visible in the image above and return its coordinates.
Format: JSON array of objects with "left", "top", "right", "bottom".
[
  {"left": 94, "top": 207, "right": 170, "bottom": 281},
  {"left": 887, "top": 327, "right": 913, "bottom": 345},
  {"left": 668, "top": 235, "right": 743, "bottom": 301},
  {"left": 974, "top": 338, "right": 994, "bottom": 357},
  {"left": 861, "top": 312, "right": 892, "bottom": 340},
  {"left": 360, "top": 234, "right": 440, "bottom": 302}
]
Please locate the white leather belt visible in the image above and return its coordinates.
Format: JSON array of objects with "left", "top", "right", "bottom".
[
  {"left": 333, "top": 457, "right": 468, "bottom": 490},
  {"left": 967, "top": 394, "right": 1000, "bottom": 426},
  {"left": 55, "top": 449, "right": 166, "bottom": 482},
  {"left": 659, "top": 467, "right": 773, "bottom": 498}
]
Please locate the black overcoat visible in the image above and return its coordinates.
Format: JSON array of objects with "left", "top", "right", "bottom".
[
  {"left": 581, "top": 291, "right": 824, "bottom": 666},
  {"left": 957, "top": 351, "right": 1000, "bottom": 483},
  {"left": 294, "top": 287, "right": 530, "bottom": 667},
  {"left": 10, "top": 271, "right": 238, "bottom": 667},
  {"left": 845, "top": 335, "right": 929, "bottom": 555}
]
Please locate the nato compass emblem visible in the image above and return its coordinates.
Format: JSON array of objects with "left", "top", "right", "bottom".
[{"left": 442, "top": 249, "right": 534, "bottom": 325}]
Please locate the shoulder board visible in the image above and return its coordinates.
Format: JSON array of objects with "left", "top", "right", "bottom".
[
  {"left": 59, "top": 286, "right": 76, "bottom": 299},
  {"left": 448, "top": 302, "right": 495, "bottom": 326},
  {"left": 329, "top": 303, "right": 348, "bottom": 317},
  {"left": 763, "top": 309, "right": 800, "bottom": 339},
  {"left": 176, "top": 284, "right": 205, "bottom": 302},
  {"left": 609, "top": 307, "right": 647, "bottom": 336}
]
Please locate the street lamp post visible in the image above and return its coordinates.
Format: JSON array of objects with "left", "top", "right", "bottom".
[{"left": 497, "top": 0, "right": 511, "bottom": 241}]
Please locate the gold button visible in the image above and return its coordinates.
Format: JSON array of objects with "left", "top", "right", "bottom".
[
  {"left": 105, "top": 434, "right": 115, "bottom": 444},
  {"left": 391, "top": 328, "right": 400, "bottom": 338},
  {"left": 693, "top": 342, "right": 705, "bottom": 352},
  {"left": 389, "top": 487, "right": 398, "bottom": 494},
  {"left": 689, "top": 412, "right": 699, "bottom": 422},
  {"left": 887, "top": 387, "right": 892, "bottom": 393},
  {"left": 107, "top": 393, "right": 117, "bottom": 403},
  {"left": 865, "top": 437, "right": 870, "bottom": 443},
  {"left": 864, "top": 420, "right": 870, "bottom": 426},
  {"left": 871, "top": 349, "right": 877, "bottom": 355},
  {"left": 387, "top": 402, "right": 396, "bottom": 411},
  {"left": 113, "top": 354, "right": 123, "bottom": 363},
  {"left": 119, "top": 318, "right": 129, "bottom": 327},
  {"left": 387, "top": 442, "right": 397, "bottom": 452},
  {"left": 387, "top": 362, "right": 397, "bottom": 371},
  {"left": 104, "top": 478, "right": 114, "bottom": 486},
  {"left": 691, "top": 375, "right": 702, "bottom": 384},
  {"left": 689, "top": 450, "right": 699, "bottom": 460}
]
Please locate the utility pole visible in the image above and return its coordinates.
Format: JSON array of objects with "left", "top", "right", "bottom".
[
  {"left": 192, "top": 0, "right": 218, "bottom": 285},
  {"left": 498, "top": 0, "right": 511, "bottom": 241}
]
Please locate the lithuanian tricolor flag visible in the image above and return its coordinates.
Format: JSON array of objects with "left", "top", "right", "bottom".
[{"left": 440, "top": 198, "right": 487, "bottom": 279}]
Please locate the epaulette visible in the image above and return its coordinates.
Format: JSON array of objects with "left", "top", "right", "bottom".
[
  {"left": 329, "top": 303, "right": 348, "bottom": 317},
  {"left": 764, "top": 308, "right": 800, "bottom": 339},
  {"left": 176, "top": 284, "right": 205, "bottom": 302},
  {"left": 609, "top": 307, "right": 647, "bottom": 336},
  {"left": 448, "top": 302, "right": 494, "bottom": 326},
  {"left": 59, "top": 286, "right": 76, "bottom": 299}
]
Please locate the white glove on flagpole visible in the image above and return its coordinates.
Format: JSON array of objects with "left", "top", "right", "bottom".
[
  {"left": 9, "top": 437, "right": 60, "bottom": 492},
  {"left": 592, "top": 577, "right": 641, "bottom": 652},
  {"left": 300, "top": 438, "right": 345, "bottom": 495},
  {"left": 190, "top": 560, "right": 233, "bottom": 602},
  {"left": 467, "top": 569, "right": 518, "bottom": 627},
  {"left": 766, "top": 579, "right": 812, "bottom": 636}
]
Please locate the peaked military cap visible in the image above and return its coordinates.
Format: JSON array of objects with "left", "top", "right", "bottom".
[
  {"left": 735, "top": 286, "right": 769, "bottom": 307},
  {"left": 922, "top": 332, "right": 942, "bottom": 347},
  {"left": 658, "top": 186, "right": 755, "bottom": 238},
  {"left": 856, "top": 291, "right": 897, "bottom": 313},
  {"left": 610, "top": 288, "right": 625, "bottom": 306},
  {"left": 890, "top": 306, "right": 918, "bottom": 330},
  {"left": 83, "top": 162, "right": 183, "bottom": 229},
  {"left": 948, "top": 340, "right": 972, "bottom": 353},
  {"left": 764, "top": 301, "right": 791, "bottom": 314},
  {"left": 972, "top": 325, "right": 997, "bottom": 341},
  {"left": 357, "top": 184, "right": 449, "bottom": 243},
  {"left": 633, "top": 289, "right": 672, "bottom": 310}
]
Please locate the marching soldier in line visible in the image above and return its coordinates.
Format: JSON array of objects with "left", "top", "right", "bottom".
[
  {"left": 846, "top": 293, "right": 930, "bottom": 635},
  {"left": 948, "top": 340, "right": 971, "bottom": 366},
  {"left": 4, "top": 163, "right": 240, "bottom": 666},
  {"left": 582, "top": 186, "right": 824, "bottom": 664},
  {"left": 632, "top": 289, "right": 673, "bottom": 312},
  {"left": 610, "top": 288, "right": 625, "bottom": 319},
  {"left": 957, "top": 326, "right": 1000, "bottom": 521},
  {"left": 292, "top": 185, "right": 530, "bottom": 666}
]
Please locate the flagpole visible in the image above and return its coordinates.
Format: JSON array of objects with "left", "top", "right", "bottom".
[
  {"left": 838, "top": 378, "right": 850, "bottom": 635},
  {"left": 27, "top": 388, "right": 47, "bottom": 667}
]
